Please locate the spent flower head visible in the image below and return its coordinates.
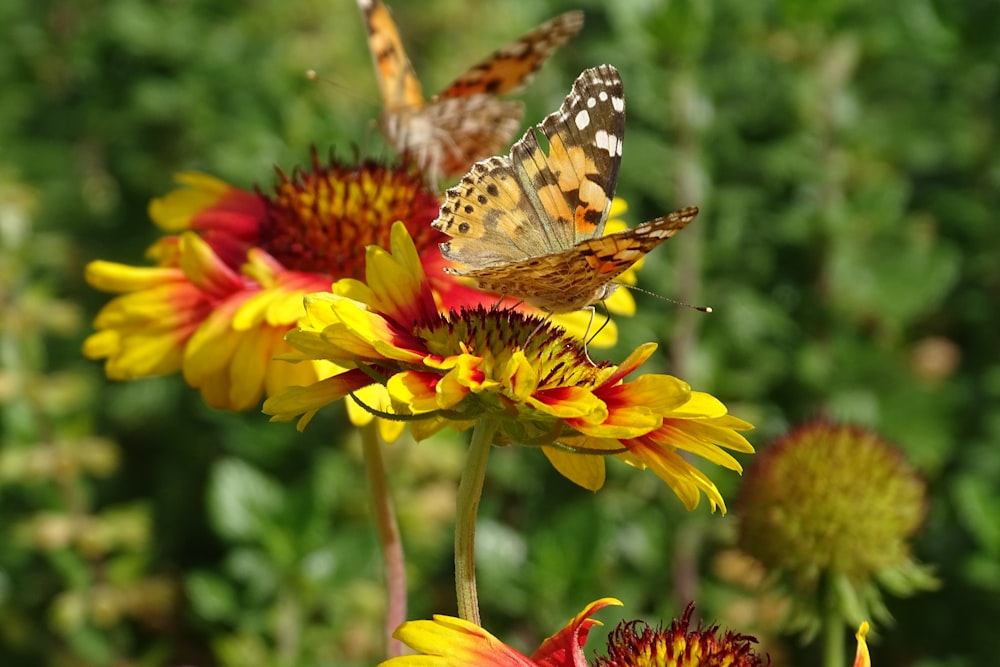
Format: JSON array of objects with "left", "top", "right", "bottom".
[{"left": 736, "top": 421, "right": 937, "bottom": 636}]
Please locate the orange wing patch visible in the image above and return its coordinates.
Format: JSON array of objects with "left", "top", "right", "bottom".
[
  {"left": 440, "top": 11, "right": 585, "bottom": 99},
  {"left": 356, "top": 0, "right": 423, "bottom": 110}
]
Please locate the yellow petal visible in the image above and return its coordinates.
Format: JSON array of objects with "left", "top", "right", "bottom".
[
  {"left": 381, "top": 615, "right": 534, "bottom": 666},
  {"left": 262, "top": 369, "right": 373, "bottom": 424},
  {"left": 528, "top": 386, "right": 608, "bottom": 421},
  {"left": 98, "top": 330, "right": 185, "bottom": 379},
  {"left": 389, "top": 371, "right": 455, "bottom": 414},
  {"left": 85, "top": 261, "right": 183, "bottom": 293},
  {"left": 148, "top": 172, "right": 232, "bottom": 231},
  {"left": 853, "top": 622, "right": 871, "bottom": 667},
  {"left": 225, "top": 325, "right": 278, "bottom": 410},
  {"left": 628, "top": 444, "right": 727, "bottom": 513},
  {"left": 671, "top": 390, "right": 728, "bottom": 418},
  {"left": 501, "top": 350, "right": 538, "bottom": 402},
  {"left": 542, "top": 445, "right": 606, "bottom": 491}
]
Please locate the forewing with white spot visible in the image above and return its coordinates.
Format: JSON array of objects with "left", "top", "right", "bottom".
[
  {"left": 434, "top": 64, "right": 626, "bottom": 265},
  {"left": 431, "top": 65, "right": 697, "bottom": 313}
]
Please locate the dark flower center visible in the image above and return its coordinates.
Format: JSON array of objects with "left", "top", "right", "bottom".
[
  {"left": 259, "top": 154, "right": 443, "bottom": 277},
  {"left": 418, "top": 306, "right": 613, "bottom": 389},
  {"left": 595, "top": 605, "right": 768, "bottom": 667}
]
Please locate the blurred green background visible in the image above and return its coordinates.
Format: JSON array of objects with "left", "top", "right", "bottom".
[{"left": 2, "top": 0, "right": 998, "bottom": 664}]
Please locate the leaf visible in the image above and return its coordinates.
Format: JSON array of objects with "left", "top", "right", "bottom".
[
  {"left": 207, "top": 458, "right": 284, "bottom": 540},
  {"left": 186, "top": 571, "right": 239, "bottom": 622}
]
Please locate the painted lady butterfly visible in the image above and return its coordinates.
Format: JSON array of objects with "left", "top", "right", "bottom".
[
  {"left": 356, "top": 0, "right": 583, "bottom": 180},
  {"left": 433, "top": 64, "right": 698, "bottom": 314}
]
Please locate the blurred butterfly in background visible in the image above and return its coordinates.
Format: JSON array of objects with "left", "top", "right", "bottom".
[{"left": 356, "top": 0, "right": 583, "bottom": 182}]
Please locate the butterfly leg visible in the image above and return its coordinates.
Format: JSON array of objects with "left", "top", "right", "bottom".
[
  {"left": 578, "top": 302, "right": 617, "bottom": 365},
  {"left": 579, "top": 305, "right": 598, "bottom": 366},
  {"left": 491, "top": 297, "right": 521, "bottom": 313}
]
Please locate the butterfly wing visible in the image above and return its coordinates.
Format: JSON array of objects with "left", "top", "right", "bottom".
[
  {"left": 453, "top": 207, "right": 699, "bottom": 313},
  {"left": 411, "top": 11, "right": 583, "bottom": 177},
  {"left": 434, "top": 64, "right": 626, "bottom": 268},
  {"left": 357, "top": 0, "right": 424, "bottom": 111},
  {"left": 438, "top": 11, "right": 585, "bottom": 99},
  {"left": 382, "top": 95, "right": 524, "bottom": 178},
  {"left": 516, "top": 63, "right": 625, "bottom": 248}
]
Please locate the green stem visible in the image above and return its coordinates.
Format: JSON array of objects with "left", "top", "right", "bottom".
[
  {"left": 454, "top": 416, "right": 499, "bottom": 625},
  {"left": 361, "top": 422, "right": 406, "bottom": 658},
  {"left": 822, "top": 575, "right": 844, "bottom": 667}
]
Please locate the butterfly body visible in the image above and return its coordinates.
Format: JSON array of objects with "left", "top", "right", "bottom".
[
  {"left": 357, "top": 0, "right": 583, "bottom": 179},
  {"left": 433, "top": 65, "right": 698, "bottom": 314}
]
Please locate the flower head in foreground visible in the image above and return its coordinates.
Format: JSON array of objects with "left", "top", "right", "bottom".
[
  {"left": 263, "top": 223, "right": 753, "bottom": 512},
  {"left": 379, "top": 598, "right": 621, "bottom": 667},
  {"left": 736, "top": 421, "right": 937, "bottom": 637},
  {"left": 84, "top": 155, "right": 442, "bottom": 422},
  {"left": 594, "top": 603, "right": 767, "bottom": 667}
]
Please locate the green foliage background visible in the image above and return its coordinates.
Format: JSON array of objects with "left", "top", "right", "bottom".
[{"left": 2, "top": 0, "right": 998, "bottom": 664}]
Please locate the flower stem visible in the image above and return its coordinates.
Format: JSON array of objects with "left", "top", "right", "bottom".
[
  {"left": 360, "top": 422, "right": 406, "bottom": 658},
  {"left": 454, "top": 416, "right": 499, "bottom": 625},
  {"left": 822, "top": 575, "right": 844, "bottom": 667}
]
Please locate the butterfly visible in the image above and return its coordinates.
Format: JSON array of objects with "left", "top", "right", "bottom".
[
  {"left": 433, "top": 64, "right": 698, "bottom": 315},
  {"left": 356, "top": 0, "right": 584, "bottom": 181}
]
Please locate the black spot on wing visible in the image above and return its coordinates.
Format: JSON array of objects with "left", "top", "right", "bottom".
[{"left": 582, "top": 201, "right": 604, "bottom": 226}]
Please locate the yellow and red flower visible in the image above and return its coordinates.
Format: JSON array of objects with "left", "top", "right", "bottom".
[
  {"left": 84, "top": 157, "right": 443, "bottom": 416},
  {"left": 379, "top": 598, "right": 621, "bottom": 667},
  {"left": 263, "top": 223, "right": 753, "bottom": 512}
]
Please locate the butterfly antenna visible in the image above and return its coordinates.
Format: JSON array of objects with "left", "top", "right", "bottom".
[
  {"left": 620, "top": 284, "right": 713, "bottom": 313},
  {"left": 305, "top": 69, "right": 377, "bottom": 108},
  {"left": 310, "top": 69, "right": 390, "bottom": 164}
]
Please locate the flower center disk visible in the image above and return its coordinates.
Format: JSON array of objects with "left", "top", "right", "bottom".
[{"left": 259, "top": 158, "right": 441, "bottom": 277}]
